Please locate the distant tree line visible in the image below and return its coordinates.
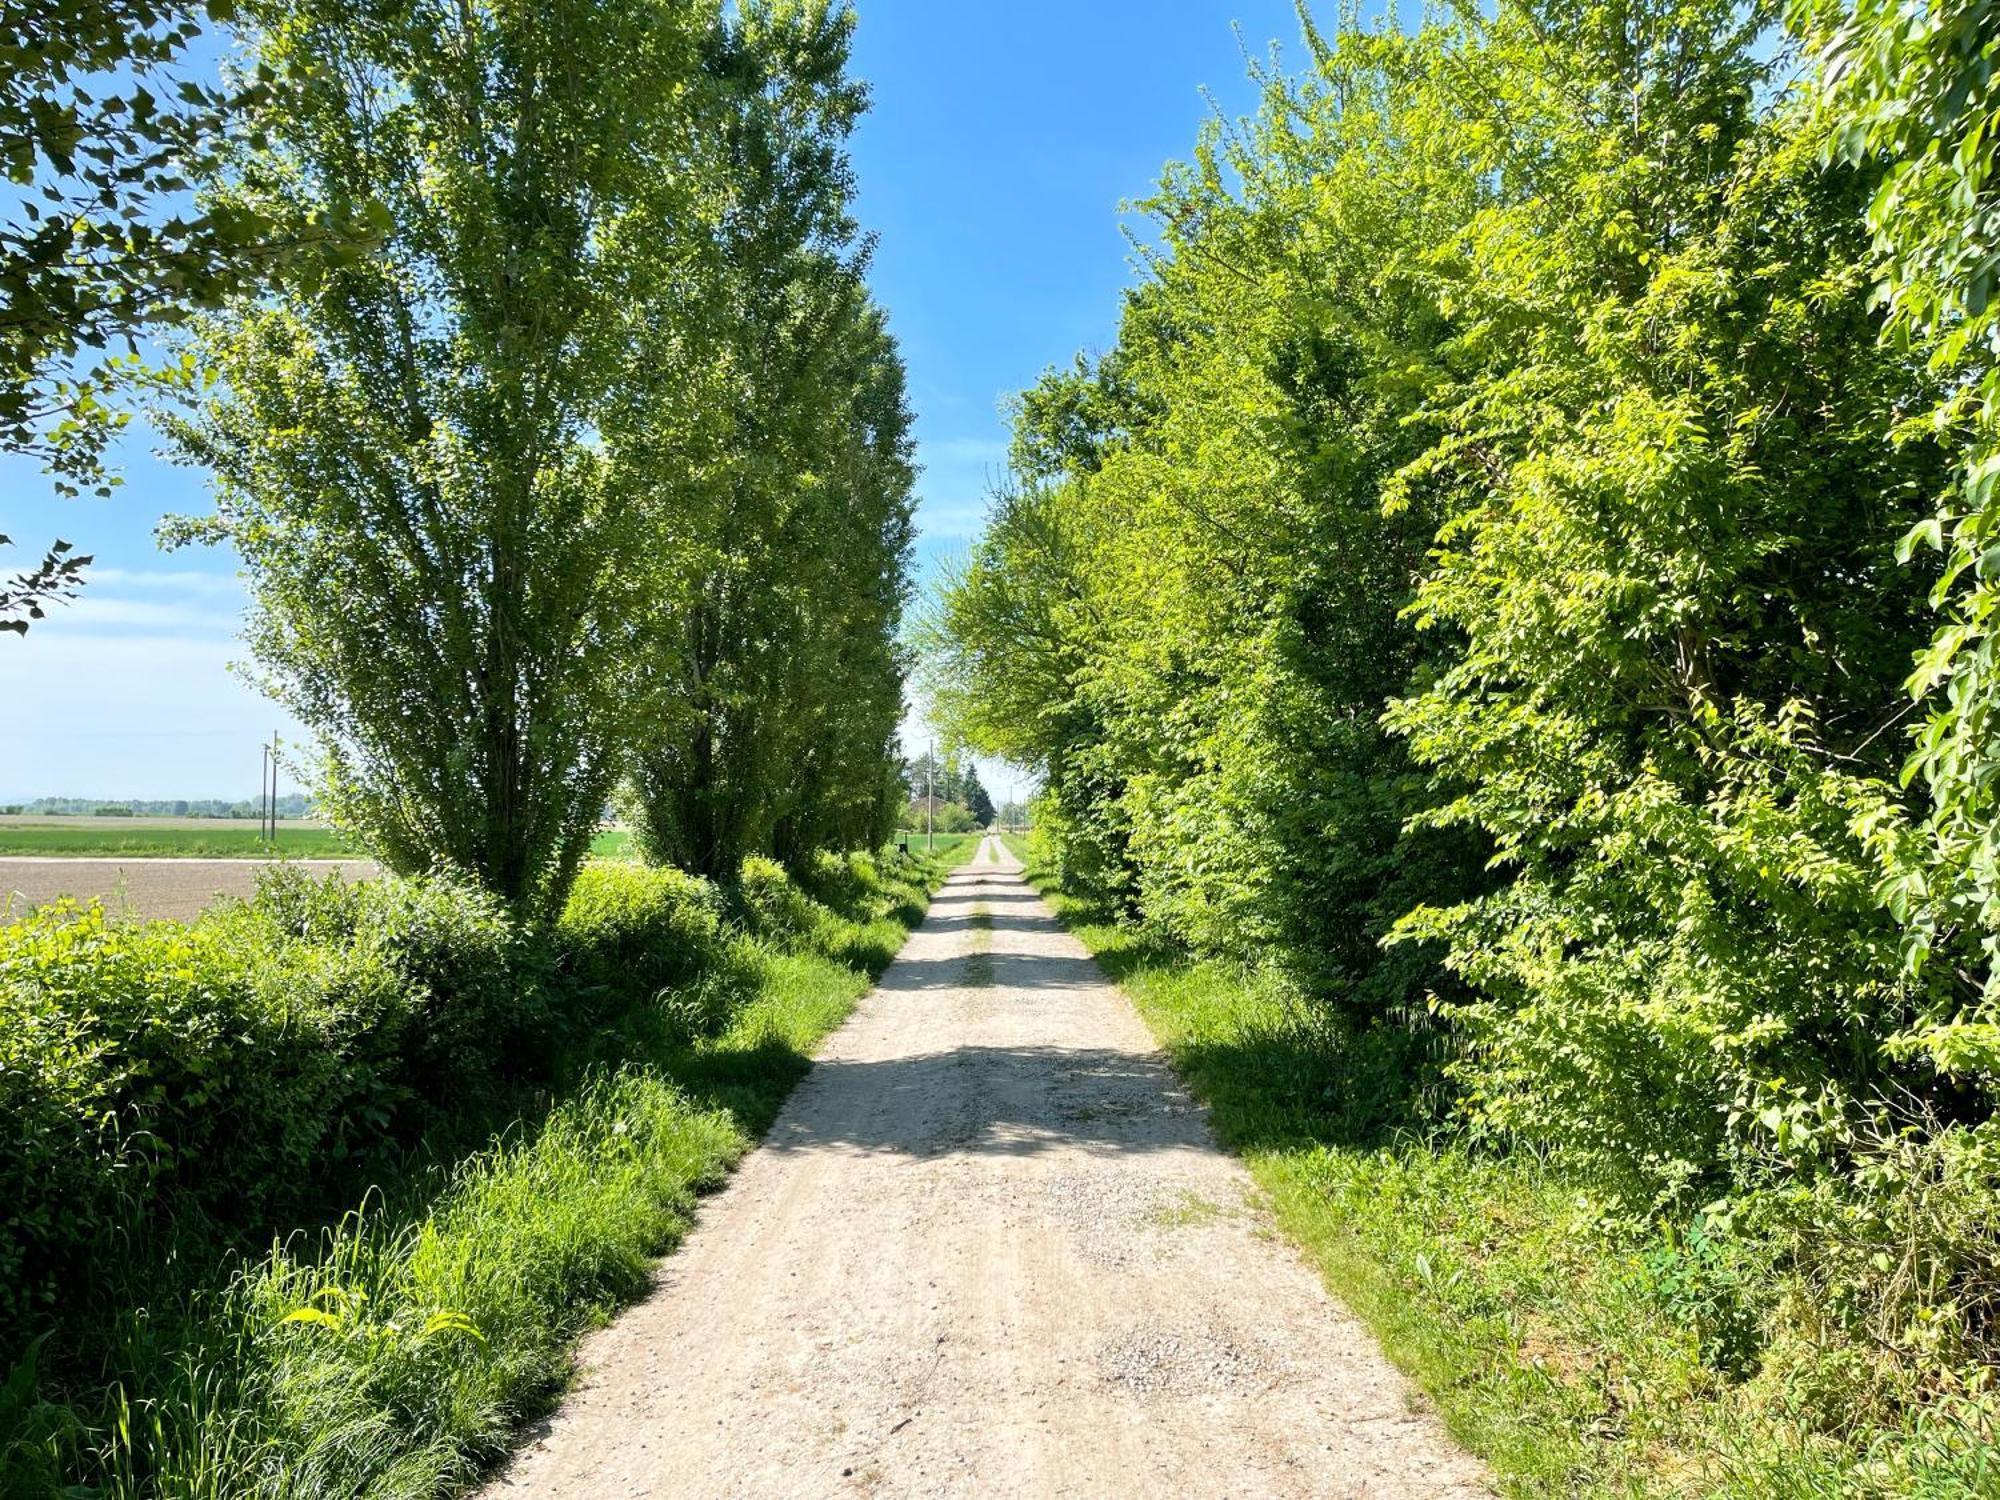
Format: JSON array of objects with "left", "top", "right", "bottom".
[
  {"left": 1, "top": 795, "right": 317, "bottom": 819},
  {"left": 900, "top": 750, "right": 993, "bottom": 832}
]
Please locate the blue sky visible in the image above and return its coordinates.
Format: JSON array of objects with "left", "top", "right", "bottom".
[{"left": 0, "top": 0, "right": 1304, "bottom": 801}]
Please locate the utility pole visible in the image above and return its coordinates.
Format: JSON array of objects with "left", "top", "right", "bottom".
[
  {"left": 260, "top": 740, "right": 270, "bottom": 845},
  {"left": 264, "top": 731, "right": 282, "bottom": 846},
  {"left": 926, "top": 738, "right": 935, "bottom": 853}
]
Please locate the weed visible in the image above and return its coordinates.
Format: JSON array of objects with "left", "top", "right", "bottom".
[
  {"left": 961, "top": 902, "right": 995, "bottom": 987},
  {"left": 1147, "top": 1192, "right": 1223, "bottom": 1229}
]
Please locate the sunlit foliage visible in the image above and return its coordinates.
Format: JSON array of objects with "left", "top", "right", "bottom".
[
  {"left": 166, "top": 0, "right": 914, "bottom": 913},
  {"left": 928, "top": 0, "right": 2000, "bottom": 1451}
]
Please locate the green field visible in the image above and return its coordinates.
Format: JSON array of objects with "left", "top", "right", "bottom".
[
  {"left": 892, "top": 830, "right": 981, "bottom": 861},
  {"left": 0, "top": 818, "right": 636, "bottom": 860}
]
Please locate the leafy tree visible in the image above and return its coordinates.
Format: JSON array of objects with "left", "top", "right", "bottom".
[
  {"left": 0, "top": 0, "right": 367, "bottom": 632},
  {"left": 901, "top": 747, "right": 953, "bottom": 814},
  {"left": 164, "top": 0, "right": 724, "bottom": 914},
  {"left": 0, "top": 537, "right": 88, "bottom": 634},
  {"left": 924, "top": 21, "right": 1493, "bottom": 1012},
  {"left": 1795, "top": 0, "right": 2000, "bottom": 1057},
  {"left": 919, "top": 479, "right": 1136, "bottom": 898},
  {"left": 927, "top": 0, "right": 1980, "bottom": 1215},
  {"left": 901, "top": 795, "right": 975, "bottom": 835},
  {"left": 1381, "top": 0, "right": 1963, "bottom": 1198},
  {"left": 625, "top": 1, "right": 914, "bottom": 879},
  {"left": 958, "top": 761, "right": 995, "bottom": 826}
]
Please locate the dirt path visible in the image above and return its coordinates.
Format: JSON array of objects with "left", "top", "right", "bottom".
[{"left": 482, "top": 836, "right": 1489, "bottom": 1499}]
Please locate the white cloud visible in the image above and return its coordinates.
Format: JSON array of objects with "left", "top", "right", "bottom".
[
  {"left": 913, "top": 496, "right": 991, "bottom": 543},
  {"left": 52, "top": 595, "right": 240, "bottom": 634},
  {"left": 89, "top": 567, "right": 247, "bottom": 598},
  {"left": 23, "top": 565, "right": 251, "bottom": 640},
  {"left": 0, "top": 571, "right": 300, "bottom": 800}
]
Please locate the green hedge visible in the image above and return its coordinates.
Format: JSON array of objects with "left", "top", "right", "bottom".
[
  {"left": 0, "top": 847, "right": 937, "bottom": 1435},
  {"left": 0, "top": 872, "right": 520, "bottom": 1346}
]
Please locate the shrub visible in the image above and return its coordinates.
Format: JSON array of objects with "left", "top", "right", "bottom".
[
  {"left": 0, "top": 896, "right": 438, "bottom": 1352},
  {"left": 791, "top": 848, "right": 881, "bottom": 915},
  {"left": 551, "top": 863, "right": 738, "bottom": 1039},
  {"left": 237, "top": 865, "right": 523, "bottom": 1086},
  {"left": 0, "top": 867, "right": 543, "bottom": 1361},
  {"left": 733, "top": 855, "right": 820, "bottom": 944},
  {"left": 900, "top": 799, "right": 978, "bottom": 835}
]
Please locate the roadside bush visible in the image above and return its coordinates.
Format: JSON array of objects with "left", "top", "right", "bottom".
[
  {"left": 0, "top": 859, "right": 747, "bottom": 1370},
  {"left": 732, "top": 855, "right": 820, "bottom": 944},
  {"left": 738, "top": 850, "right": 930, "bottom": 976},
  {"left": 1757, "top": 1116, "right": 2000, "bottom": 1420},
  {"left": 243, "top": 865, "right": 524, "bottom": 1087},
  {"left": 552, "top": 863, "right": 738, "bottom": 1040},
  {"left": 1, "top": 841, "right": 956, "bottom": 1497},
  {"left": 0, "top": 894, "right": 460, "bottom": 1352},
  {"left": 790, "top": 848, "right": 880, "bottom": 913}
]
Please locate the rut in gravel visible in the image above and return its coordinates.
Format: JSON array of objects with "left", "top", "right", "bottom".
[{"left": 481, "top": 835, "right": 1490, "bottom": 1499}]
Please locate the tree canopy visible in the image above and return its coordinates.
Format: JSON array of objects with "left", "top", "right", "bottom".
[{"left": 0, "top": 0, "right": 371, "bottom": 631}]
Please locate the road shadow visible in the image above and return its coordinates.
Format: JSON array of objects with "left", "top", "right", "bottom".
[
  {"left": 932, "top": 869, "right": 1452, "bottom": 1155},
  {"left": 763, "top": 1044, "right": 1211, "bottom": 1160}
]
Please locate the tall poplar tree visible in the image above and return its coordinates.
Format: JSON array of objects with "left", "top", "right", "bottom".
[
  {"left": 626, "top": 0, "right": 914, "bottom": 878},
  {"left": 166, "top": 0, "right": 724, "bottom": 913}
]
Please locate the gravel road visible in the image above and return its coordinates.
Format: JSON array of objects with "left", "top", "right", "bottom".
[
  {"left": 481, "top": 835, "right": 1489, "bottom": 1499},
  {"left": 0, "top": 856, "right": 379, "bottom": 921}
]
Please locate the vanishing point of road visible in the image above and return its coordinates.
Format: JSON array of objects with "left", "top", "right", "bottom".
[{"left": 482, "top": 836, "right": 1489, "bottom": 1499}]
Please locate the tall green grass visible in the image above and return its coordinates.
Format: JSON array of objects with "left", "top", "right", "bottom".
[
  {"left": 892, "top": 830, "right": 980, "bottom": 862},
  {"left": 5, "top": 844, "right": 966, "bottom": 1499},
  {"left": 1015, "top": 837, "right": 2000, "bottom": 1498}
]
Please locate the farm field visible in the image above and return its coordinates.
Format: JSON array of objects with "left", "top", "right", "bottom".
[
  {"left": 0, "top": 816, "right": 635, "bottom": 860},
  {"left": 0, "top": 825, "right": 640, "bottom": 920},
  {"left": 0, "top": 816, "right": 353, "bottom": 858},
  {"left": 892, "top": 829, "right": 980, "bottom": 862},
  {"left": 0, "top": 855, "right": 381, "bottom": 921}
]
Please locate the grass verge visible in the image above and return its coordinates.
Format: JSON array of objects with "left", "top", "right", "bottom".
[
  {"left": 1012, "top": 837, "right": 2000, "bottom": 1499},
  {"left": 10, "top": 843, "right": 969, "bottom": 1499}
]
